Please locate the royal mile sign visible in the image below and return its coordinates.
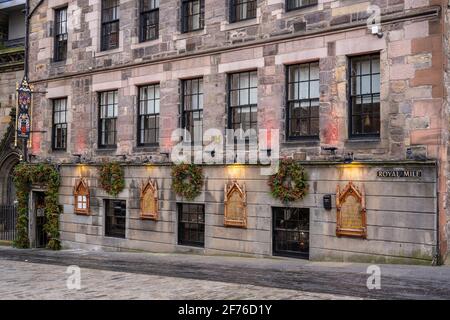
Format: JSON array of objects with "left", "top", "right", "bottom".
[{"left": 377, "top": 169, "right": 422, "bottom": 178}]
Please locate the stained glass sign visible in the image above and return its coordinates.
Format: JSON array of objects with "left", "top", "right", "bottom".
[{"left": 17, "top": 77, "right": 32, "bottom": 139}]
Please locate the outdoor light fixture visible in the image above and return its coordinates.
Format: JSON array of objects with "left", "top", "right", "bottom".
[
  {"left": 322, "top": 146, "right": 338, "bottom": 155},
  {"left": 73, "top": 154, "right": 82, "bottom": 164},
  {"left": 343, "top": 152, "right": 354, "bottom": 164},
  {"left": 210, "top": 150, "right": 216, "bottom": 158}
]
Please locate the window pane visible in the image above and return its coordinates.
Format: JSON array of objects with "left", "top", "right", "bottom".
[
  {"left": 287, "top": 63, "right": 320, "bottom": 138},
  {"left": 350, "top": 54, "right": 381, "bottom": 136}
]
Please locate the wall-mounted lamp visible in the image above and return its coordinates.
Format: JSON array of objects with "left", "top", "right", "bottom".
[
  {"left": 261, "top": 149, "right": 272, "bottom": 158},
  {"left": 160, "top": 152, "right": 170, "bottom": 160},
  {"left": 117, "top": 154, "right": 127, "bottom": 161},
  {"left": 72, "top": 154, "right": 82, "bottom": 164},
  {"left": 210, "top": 150, "right": 216, "bottom": 158},
  {"left": 343, "top": 152, "right": 354, "bottom": 164},
  {"left": 145, "top": 155, "right": 153, "bottom": 163},
  {"left": 322, "top": 146, "right": 338, "bottom": 161},
  {"left": 370, "top": 25, "right": 384, "bottom": 38}
]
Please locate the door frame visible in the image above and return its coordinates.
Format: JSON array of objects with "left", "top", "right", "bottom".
[{"left": 29, "top": 189, "right": 47, "bottom": 248}]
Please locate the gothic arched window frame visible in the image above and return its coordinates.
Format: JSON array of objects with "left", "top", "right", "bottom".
[
  {"left": 140, "top": 178, "right": 158, "bottom": 220},
  {"left": 74, "top": 178, "right": 90, "bottom": 215},
  {"left": 224, "top": 180, "right": 247, "bottom": 228}
]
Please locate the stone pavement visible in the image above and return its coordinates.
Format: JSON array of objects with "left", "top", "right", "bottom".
[
  {"left": 0, "top": 246, "right": 450, "bottom": 299},
  {"left": 0, "top": 259, "right": 357, "bottom": 300}
]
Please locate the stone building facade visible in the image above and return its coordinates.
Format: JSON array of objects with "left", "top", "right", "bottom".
[
  {"left": 25, "top": 0, "right": 449, "bottom": 264},
  {"left": 0, "top": 0, "right": 25, "bottom": 206}
]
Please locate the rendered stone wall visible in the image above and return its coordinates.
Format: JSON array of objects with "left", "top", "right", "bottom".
[{"left": 59, "top": 163, "right": 437, "bottom": 264}]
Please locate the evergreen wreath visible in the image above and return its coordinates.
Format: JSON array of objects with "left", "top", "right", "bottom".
[
  {"left": 268, "top": 159, "right": 309, "bottom": 203},
  {"left": 171, "top": 163, "right": 204, "bottom": 201},
  {"left": 98, "top": 162, "right": 125, "bottom": 197},
  {"left": 13, "top": 163, "right": 62, "bottom": 250}
]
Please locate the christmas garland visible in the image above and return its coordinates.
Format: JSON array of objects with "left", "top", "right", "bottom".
[
  {"left": 98, "top": 162, "right": 125, "bottom": 197},
  {"left": 171, "top": 163, "right": 204, "bottom": 201},
  {"left": 268, "top": 159, "right": 308, "bottom": 203},
  {"left": 13, "top": 163, "right": 62, "bottom": 250}
]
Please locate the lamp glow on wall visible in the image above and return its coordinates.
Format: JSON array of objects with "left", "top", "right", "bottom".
[{"left": 227, "top": 164, "right": 245, "bottom": 179}]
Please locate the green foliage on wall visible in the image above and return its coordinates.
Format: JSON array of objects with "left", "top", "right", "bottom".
[
  {"left": 268, "top": 159, "right": 309, "bottom": 203},
  {"left": 13, "top": 163, "right": 62, "bottom": 250},
  {"left": 171, "top": 163, "right": 204, "bottom": 201},
  {"left": 98, "top": 162, "right": 125, "bottom": 197}
]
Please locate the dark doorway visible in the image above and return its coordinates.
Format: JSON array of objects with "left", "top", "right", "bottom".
[
  {"left": 35, "top": 192, "right": 48, "bottom": 248},
  {"left": 273, "top": 207, "right": 310, "bottom": 259},
  {"left": 0, "top": 204, "right": 17, "bottom": 241},
  {"left": 178, "top": 203, "right": 205, "bottom": 247},
  {"left": 105, "top": 200, "right": 126, "bottom": 238}
]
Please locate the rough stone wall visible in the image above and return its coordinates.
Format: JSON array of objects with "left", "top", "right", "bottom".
[
  {"left": 28, "top": 1, "right": 444, "bottom": 163},
  {"left": 0, "top": 70, "right": 22, "bottom": 141}
]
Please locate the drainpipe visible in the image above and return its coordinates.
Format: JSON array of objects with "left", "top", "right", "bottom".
[{"left": 433, "top": 160, "right": 441, "bottom": 266}]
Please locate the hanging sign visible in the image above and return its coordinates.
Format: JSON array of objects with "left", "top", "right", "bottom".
[{"left": 16, "top": 77, "right": 32, "bottom": 140}]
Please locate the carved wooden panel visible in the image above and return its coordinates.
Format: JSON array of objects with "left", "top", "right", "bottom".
[
  {"left": 336, "top": 182, "right": 367, "bottom": 238},
  {"left": 140, "top": 179, "right": 158, "bottom": 220},
  {"left": 74, "top": 178, "right": 90, "bottom": 215},
  {"left": 224, "top": 180, "right": 247, "bottom": 228}
]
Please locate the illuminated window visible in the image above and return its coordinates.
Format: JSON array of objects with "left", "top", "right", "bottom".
[
  {"left": 349, "top": 54, "right": 381, "bottom": 137},
  {"left": 74, "top": 179, "right": 90, "bottom": 215}
]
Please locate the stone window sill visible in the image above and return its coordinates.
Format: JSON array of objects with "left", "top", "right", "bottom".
[{"left": 220, "top": 18, "right": 259, "bottom": 32}]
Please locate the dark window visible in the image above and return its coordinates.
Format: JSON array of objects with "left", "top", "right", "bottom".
[
  {"left": 228, "top": 70, "right": 258, "bottom": 132},
  {"left": 101, "top": 0, "right": 120, "bottom": 51},
  {"left": 230, "top": 0, "right": 257, "bottom": 23},
  {"left": 286, "top": 0, "right": 317, "bottom": 11},
  {"left": 181, "top": 0, "right": 204, "bottom": 33},
  {"left": 138, "top": 84, "right": 160, "bottom": 145},
  {"left": 287, "top": 62, "right": 320, "bottom": 139},
  {"left": 178, "top": 203, "right": 205, "bottom": 247},
  {"left": 273, "top": 207, "right": 309, "bottom": 259},
  {"left": 105, "top": 200, "right": 126, "bottom": 238},
  {"left": 99, "top": 90, "right": 118, "bottom": 148},
  {"left": 52, "top": 98, "right": 67, "bottom": 150},
  {"left": 54, "top": 7, "right": 68, "bottom": 61},
  {"left": 349, "top": 54, "right": 381, "bottom": 137},
  {"left": 140, "top": 0, "right": 159, "bottom": 42},
  {"left": 182, "top": 78, "right": 203, "bottom": 145}
]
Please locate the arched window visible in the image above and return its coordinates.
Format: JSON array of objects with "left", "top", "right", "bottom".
[
  {"left": 140, "top": 179, "right": 158, "bottom": 220},
  {"left": 224, "top": 180, "right": 247, "bottom": 228},
  {"left": 74, "top": 178, "right": 90, "bottom": 215}
]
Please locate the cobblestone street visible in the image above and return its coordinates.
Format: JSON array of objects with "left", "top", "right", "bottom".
[
  {"left": 1, "top": 247, "right": 450, "bottom": 300},
  {"left": 0, "top": 259, "right": 357, "bottom": 300}
]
